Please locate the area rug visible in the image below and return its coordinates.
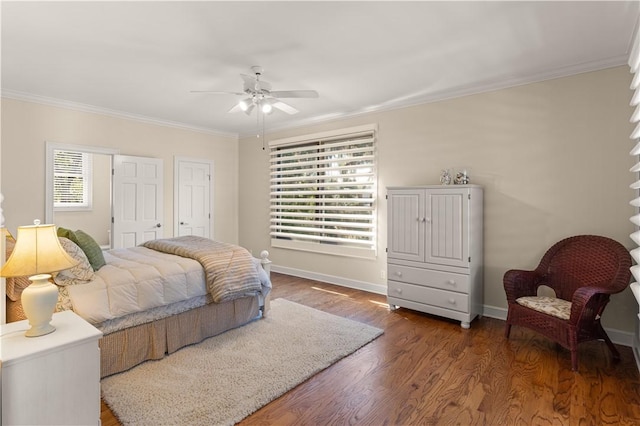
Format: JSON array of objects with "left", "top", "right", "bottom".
[{"left": 101, "top": 298, "right": 383, "bottom": 426}]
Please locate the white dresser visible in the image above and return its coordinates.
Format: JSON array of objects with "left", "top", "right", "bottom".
[
  {"left": 386, "top": 185, "right": 483, "bottom": 328},
  {"left": 1, "top": 310, "right": 102, "bottom": 425}
]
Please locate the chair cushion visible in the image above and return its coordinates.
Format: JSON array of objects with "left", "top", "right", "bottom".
[{"left": 516, "top": 296, "right": 571, "bottom": 320}]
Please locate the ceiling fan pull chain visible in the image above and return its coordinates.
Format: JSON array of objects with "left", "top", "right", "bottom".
[
  {"left": 256, "top": 109, "right": 260, "bottom": 140},
  {"left": 262, "top": 111, "right": 266, "bottom": 150}
]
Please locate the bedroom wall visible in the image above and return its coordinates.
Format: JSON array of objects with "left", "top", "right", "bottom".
[
  {"left": 239, "top": 66, "right": 638, "bottom": 334},
  {"left": 0, "top": 98, "right": 240, "bottom": 244}
]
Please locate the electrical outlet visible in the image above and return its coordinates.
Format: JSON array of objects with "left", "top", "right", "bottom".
[{"left": 381, "top": 269, "right": 386, "bottom": 280}]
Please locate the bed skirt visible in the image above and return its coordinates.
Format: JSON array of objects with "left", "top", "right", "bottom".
[
  {"left": 7, "top": 295, "right": 261, "bottom": 378},
  {"left": 99, "top": 296, "right": 260, "bottom": 377}
]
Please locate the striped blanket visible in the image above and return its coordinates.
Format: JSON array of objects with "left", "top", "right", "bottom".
[{"left": 143, "top": 236, "right": 262, "bottom": 303}]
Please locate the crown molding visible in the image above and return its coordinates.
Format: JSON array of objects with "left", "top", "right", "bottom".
[
  {"left": 240, "top": 55, "right": 630, "bottom": 139},
  {"left": 0, "top": 89, "right": 239, "bottom": 139},
  {"left": 3, "top": 54, "right": 629, "bottom": 142}
]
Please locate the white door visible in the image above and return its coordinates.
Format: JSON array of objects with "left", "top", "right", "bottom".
[
  {"left": 175, "top": 158, "right": 212, "bottom": 238},
  {"left": 112, "top": 155, "right": 164, "bottom": 248}
]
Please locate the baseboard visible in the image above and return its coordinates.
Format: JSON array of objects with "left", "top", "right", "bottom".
[
  {"left": 270, "top": 266, "right": 635, "bottom": 348},
  {"left": 270, "top": 265, "right": 387, "bottom": 296},
  {"left": 480, "top": 304, "right": 634, "bottom": 348}
]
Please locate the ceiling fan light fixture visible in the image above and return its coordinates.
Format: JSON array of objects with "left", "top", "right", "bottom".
[
  {"left": 238, "top": 98, "right": 252, "bottom": 112},
  {"left": 261, "top": 101, "right": 273, "bottom": 114}
]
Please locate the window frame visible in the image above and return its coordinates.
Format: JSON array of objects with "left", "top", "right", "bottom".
[{"left": 268, "top": 124, "right": 378, "bottom": 259}]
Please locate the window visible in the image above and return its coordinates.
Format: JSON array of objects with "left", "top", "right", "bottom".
[
  {"left": 269, "top": 124, "right": 377, "bottom": 258},
  {"left": 53, "top": 150, "right": 92, "bottom": 210}
]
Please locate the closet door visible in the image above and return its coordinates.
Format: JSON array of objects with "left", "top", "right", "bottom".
[
  {"left": 112, "top": 155, "right": 164, "bottom": 248},
  {"left": 175, "top": 158, "right": 212, "bottom": 239}
]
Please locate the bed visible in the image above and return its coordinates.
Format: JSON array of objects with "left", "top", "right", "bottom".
[{"left": 5, "top": 233, "right": 272, "bottom": 378}]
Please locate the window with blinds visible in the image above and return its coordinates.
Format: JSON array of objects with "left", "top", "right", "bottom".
[
  {"left": 628, "top": 29, "right": 640, "bottom": 311},
  {"left": 53, "top": 150, "right": 92, "bottom": 210},
  {"left": 269, "top": 124, "right": 377, "bottom": 258}
]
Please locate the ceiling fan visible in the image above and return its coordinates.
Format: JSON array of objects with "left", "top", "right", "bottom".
[{"left": 192, "top": 66, "right": 319, "bottom": 115}]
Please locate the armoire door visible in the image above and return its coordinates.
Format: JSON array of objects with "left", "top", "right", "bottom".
[
  {"left": 387, "top": 189, "right": 425, "bottom": 262},
  {"left": 425, "top": 188, "right": 469, "bottom": 268}
]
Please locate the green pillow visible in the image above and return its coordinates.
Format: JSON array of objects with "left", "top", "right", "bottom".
[
  {"left": 73, "top": 230, "right": 106, "bottom": 271},
  {"left": 56, "top": 226, "right": 78, "bottom": 242}
]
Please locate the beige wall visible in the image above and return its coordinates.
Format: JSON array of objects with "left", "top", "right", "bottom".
[
  {"left": 239, "top": 66, "right": 638, "bottom": 332},
  {"left": 1, "top": 98, "right": 240, "bottom": 244}
]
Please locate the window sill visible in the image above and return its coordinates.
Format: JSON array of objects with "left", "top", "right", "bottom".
[{"left": 271, "top": 238, "right": 376, "bottom": 259}]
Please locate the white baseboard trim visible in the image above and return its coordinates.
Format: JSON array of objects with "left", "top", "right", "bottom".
[
  {"left": 477, "top": 304, "right": 634, "bottom": 348},
  {"left": 271, "top": 265, "right": 387, "bottom": 296},
  {"left": 271, "top": 267, "right": 634, "bottom": 348}
]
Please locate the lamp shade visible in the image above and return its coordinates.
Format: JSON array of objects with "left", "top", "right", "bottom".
[{"left": 0, "top": 222, "right": 78, "bottom": 277}]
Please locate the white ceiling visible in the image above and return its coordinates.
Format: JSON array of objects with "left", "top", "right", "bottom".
[{"left": 2, "top": 1, "right": 639, "bottom": 138}]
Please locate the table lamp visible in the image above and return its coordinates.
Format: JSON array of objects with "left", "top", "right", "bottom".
[{"left": 0, "top": 220, "right": 78, "bottom": 337}]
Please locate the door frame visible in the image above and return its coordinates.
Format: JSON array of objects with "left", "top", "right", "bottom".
[
  {"left": 173, "top": 156, "right": 214, "bottom": 239},
  {"left": 45, "top": 141, "right": 120, "bottom": 225}
]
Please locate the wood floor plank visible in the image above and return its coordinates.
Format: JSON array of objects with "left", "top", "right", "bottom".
[{"left": 101, "top": 272, "right": 640, "bottom": 425}]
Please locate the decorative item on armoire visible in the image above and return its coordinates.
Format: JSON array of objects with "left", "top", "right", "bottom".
[
  {"left": 454, "top": 169, "right": 470, "bottom": 185},
  {"left": 439, "top": 169, "right": 452, "bottom": 185}
]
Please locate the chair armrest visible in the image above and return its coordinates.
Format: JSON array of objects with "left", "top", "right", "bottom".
[
  {"left": 504, "top": 269, "right": 544, "bottom": 303},
  {"left": 570, "top": 285, "right": 613, "bottom": 322}
]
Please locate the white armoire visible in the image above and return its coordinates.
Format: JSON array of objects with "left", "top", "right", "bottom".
[{"left": 386, "top": 185, "right": 483, "bottom": 328}]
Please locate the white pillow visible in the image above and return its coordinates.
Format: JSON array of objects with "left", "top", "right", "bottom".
[{"left": 53, "top": 237, "right": 96, "bottom": 286}]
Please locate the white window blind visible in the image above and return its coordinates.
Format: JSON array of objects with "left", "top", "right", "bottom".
[
  {"left": 628, "top": 29, "right": 640, "bottom": 309},
  {"left": 53, "top": 150, "right": 92, "bottom": 210},
  {"left": 269, "top": 124, "right": 377, "bottom": 258}
]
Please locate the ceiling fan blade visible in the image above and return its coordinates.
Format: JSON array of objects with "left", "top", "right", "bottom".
[
  {"left": 270, "top": 90, "right": 319, "bottom": 99},
  {"left": 228, "top": 103, "right": 244, "bottom": 113},
  {"left": 272, "top": 101, "right": 299, "bottom": 115},
  {"left": 240, "top": 73, "right": 256, "bottom": 91},
  {"left": 191, "top": 90, "right": 245, "bottom": 96}
]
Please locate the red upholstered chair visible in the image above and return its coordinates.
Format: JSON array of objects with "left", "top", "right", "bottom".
[{"left": 504, "top": 235, "right": 632, "bottom": 371}]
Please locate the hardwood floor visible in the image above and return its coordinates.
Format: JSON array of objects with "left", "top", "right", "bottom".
[{"left": 102, "top": 272, "right": 640, "bottom": 425}]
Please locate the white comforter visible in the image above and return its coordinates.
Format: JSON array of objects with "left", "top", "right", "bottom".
[{"left": 67, "top": 246, "right": 268, "bottom": 325}]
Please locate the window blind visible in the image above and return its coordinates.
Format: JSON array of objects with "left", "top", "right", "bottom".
[
  {"left": 628, "top": 29, "right": 640, "bottom": 310},
  {"left": 53, "top": 150, "right": 92, "bottom": 209},
  {"left": 269, "top": 125, "right": 377, "bottom": 258}
]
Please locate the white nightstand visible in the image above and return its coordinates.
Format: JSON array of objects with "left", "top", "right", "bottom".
[{"left": 1, "top": 310, "right": 103, "bottom": 425}]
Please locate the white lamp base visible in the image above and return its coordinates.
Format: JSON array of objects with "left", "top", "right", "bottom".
[{"left": 21, "top": 274, "right": 58, "bottom": 337}]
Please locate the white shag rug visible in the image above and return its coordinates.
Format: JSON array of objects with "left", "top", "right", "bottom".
[{"left": 101, "top": 298, "right": 383, "bottom": 426}]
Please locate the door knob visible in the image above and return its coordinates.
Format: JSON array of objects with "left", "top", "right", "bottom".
[
  {"left": 180, "top": 222, "right": 188, "bottom": 225},
  {"left": 156, "top": 223, "right": 162, "bottom": 228}
]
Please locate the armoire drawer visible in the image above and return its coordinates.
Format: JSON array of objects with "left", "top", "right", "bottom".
[
  {"left": 387, "top": 281, "right": 469, "bottom": 313},
  {"left": 387, "top": 264, "right": 470, "bottom": 294}
]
